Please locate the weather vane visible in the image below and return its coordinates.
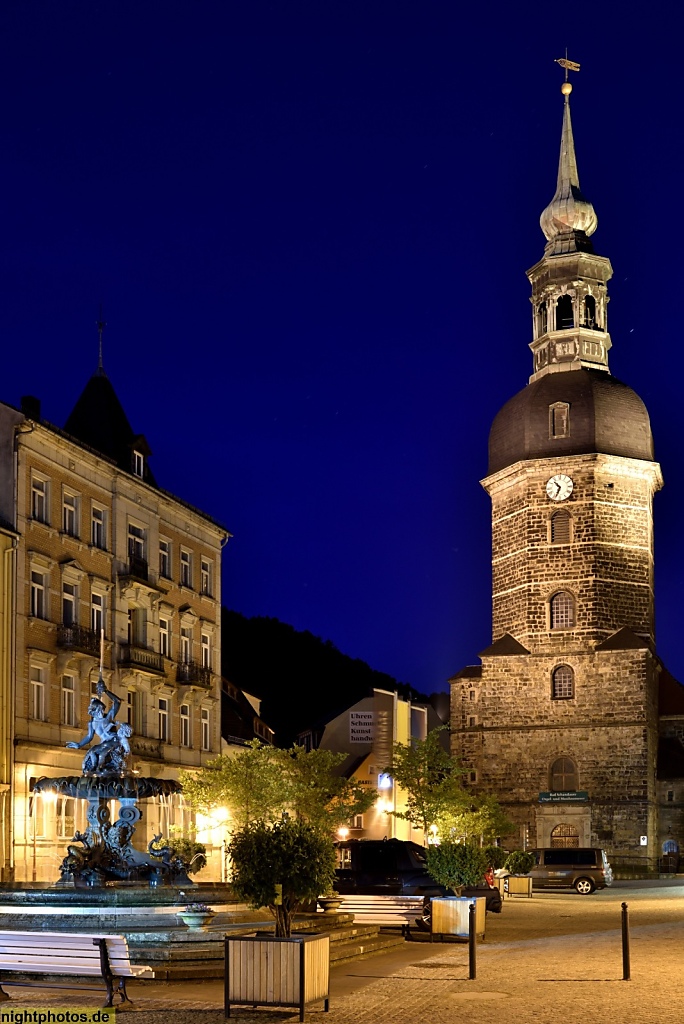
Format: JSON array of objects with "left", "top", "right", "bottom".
[{"left": 555, "top": 51, "right": 580, "bottom": 94}]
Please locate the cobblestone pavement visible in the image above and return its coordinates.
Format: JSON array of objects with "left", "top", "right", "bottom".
[{"left": 3, "top": 881, "right": 683, "bottom": 1024}]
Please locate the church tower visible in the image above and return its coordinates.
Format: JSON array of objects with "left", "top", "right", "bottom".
[{"left": 450, "top": 73, "right": 663, "bottom": 872}]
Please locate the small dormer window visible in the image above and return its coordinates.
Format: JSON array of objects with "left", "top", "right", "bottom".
[
  {"left": 549, "top": 402, "right": 570, "bottom": 438},
  {"left": 133, "top": 451, "right": 144, "bottom": 478}
]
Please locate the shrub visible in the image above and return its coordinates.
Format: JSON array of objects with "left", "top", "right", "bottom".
[
  {"left": 504, "top": 850, "right": 536, "bottom": 875},
  {"left": 482, "top": 845, "right": 507, "bottom": 871},
  {"left": 168, "top": 836, "right": 207, "bottom": 875},
  {"left": 426, "top": 842, "right": 489, "bottom": 893},
  {"left": 228, "top": 819, "right": 336, "bottom": 937}
]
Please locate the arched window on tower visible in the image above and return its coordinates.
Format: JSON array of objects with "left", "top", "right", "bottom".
[
  {"left": 550, "top": 591, "right": 575, "bottom": 629},
  {"left": 550, "top": 510, "right": 572, "bottom": 544},
  {"left": 552, "top": 665, "right": 575, "bottom": 699},
  {"left": 537, "top": 301, "right": 548, "bottom": 336},
  {"left": 555, "top": 294, "right": 574, "bottom": 330},
  {"left": 550, "top": 757, "right": 579, "bottom": 793},
  {"left": 583, "top": 294, "right": 597, "bottom": 329}
]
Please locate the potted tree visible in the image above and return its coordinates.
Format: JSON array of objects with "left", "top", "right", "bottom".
[
  {"left": 503, "top": 850, "right": 536, "bottom": 896},
  {"left": 225, "top": 818, "right": 336, "bottom": 1020},
  {"left": 425, "top": 843, "right": 489, "bottom": 940}
]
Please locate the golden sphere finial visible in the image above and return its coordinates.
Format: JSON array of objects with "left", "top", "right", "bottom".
[{"left": 561, "top": 81, "right": 572, "bottom": 96}]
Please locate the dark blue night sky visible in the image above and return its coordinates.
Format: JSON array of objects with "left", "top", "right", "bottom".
[{"left": 2, "top": 2, "right": 683, "bottom": 693}]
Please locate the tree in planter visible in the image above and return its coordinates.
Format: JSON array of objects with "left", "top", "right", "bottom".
[
  {"left": 440, "top": 795, "right": 514, "bottom": 846},
  {"left": 504, "top": 850, "right": 536, "bottom": 875},
  {"left": 426, "top": 842, "right": 489, "bottom": 895},
  {"left": 482, "top": 845, "right": 507, "bottom": 871},
  {"left": 229, "top": 819, "right": 336, "bottom": 937}
]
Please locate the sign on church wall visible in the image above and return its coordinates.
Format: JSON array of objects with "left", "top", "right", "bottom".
[{"left": 538, "top": 791, "right": 588, "bottom": 803}]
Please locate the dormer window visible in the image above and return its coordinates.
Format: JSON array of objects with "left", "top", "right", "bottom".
[
  {"left": 133, "top": 451, "right": 144, "bottom": 478},
  {"left": 549, "top": 402, "right": 570, "bottom": 439}
]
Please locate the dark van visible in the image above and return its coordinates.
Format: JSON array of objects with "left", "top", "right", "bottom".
[
  {"left": 530, "top": 848, "right": 613, "bottom": 894},
  {"left": 335, "top": 839, "right": 502, "bottom": 912}
]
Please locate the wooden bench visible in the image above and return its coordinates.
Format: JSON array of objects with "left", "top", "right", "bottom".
[
  {"left": 328, "top": 895, "right": 424, "bottom": 935},
  {"left": 0, "top": 931, "right": 154, "bottom": 1007}
]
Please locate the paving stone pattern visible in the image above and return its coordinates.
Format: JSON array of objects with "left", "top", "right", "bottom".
[{"left": 4, "top": 885, "right": 684, "bottom": 1024}]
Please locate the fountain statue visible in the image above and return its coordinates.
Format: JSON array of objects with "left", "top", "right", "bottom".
[{"left": 34, "top": 668, "right": 190, "bottom": 887}]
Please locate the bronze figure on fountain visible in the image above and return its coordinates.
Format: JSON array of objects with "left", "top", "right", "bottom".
[{"left": 66, "top": 678, "right": 133, "bottom": 776}]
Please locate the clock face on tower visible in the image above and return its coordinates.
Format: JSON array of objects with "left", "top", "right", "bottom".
[{"left": 546, "top": 474, "right": 573, "bottom": 501}]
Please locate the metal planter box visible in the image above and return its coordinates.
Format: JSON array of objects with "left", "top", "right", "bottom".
[
  {"left": 505, "top": 875, "right": 533, "bottom": 896},
  {"left": 430, "top": 896, "right": 486, "bottom": 941},
  {"left": 225, "top": 932, "right": 330, "bottom": 1022}
]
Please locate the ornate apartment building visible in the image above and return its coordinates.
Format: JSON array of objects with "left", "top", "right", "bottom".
[
  {"left": 450, "top": 76, "right": 684, "bottom": 874},
  {"left": 0, "top": 363, "right": 228, "bottom": 881}
]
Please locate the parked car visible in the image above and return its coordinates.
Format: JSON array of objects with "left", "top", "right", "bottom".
[
  {"left": 529, "top": 847, "right": 613, "bottom": 894},
  {"left": 335, "top": 839, "right": 502, "bottom": 912}
]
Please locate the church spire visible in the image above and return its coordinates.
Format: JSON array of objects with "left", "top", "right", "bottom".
[
  {"left": 96, "top": 310, "right": 107, "bottom": 378},
  {"left": 539, "top": 78, "right": 598, "bottom": 255},
  {"left": 526, "top": 63, "right": 612, "bottom": 382}
]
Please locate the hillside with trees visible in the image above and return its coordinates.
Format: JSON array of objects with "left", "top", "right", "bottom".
[{"left": 221, "top": 610, "right": 426, "bottom": 747}]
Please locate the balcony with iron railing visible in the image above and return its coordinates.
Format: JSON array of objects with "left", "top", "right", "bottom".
[
  {"left": 176, "top": 660, "right": 212, "bottom": 689},
  {"left": 57, "top": 623, "right": 101, "bottom": 657},
  {"left": 119, "top": 643, "right": 165, "bottom": 675}
]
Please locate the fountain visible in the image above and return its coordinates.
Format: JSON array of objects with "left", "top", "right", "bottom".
[{"left": 34, "top": 675, "right": 191, "bottom": 887}]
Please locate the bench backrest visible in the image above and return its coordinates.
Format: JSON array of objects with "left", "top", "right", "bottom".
[{"left": 0, "top": 931, "right": 135, "bottom": 977}]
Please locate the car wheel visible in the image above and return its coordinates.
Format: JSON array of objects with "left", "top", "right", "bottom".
[{"left": 574, "top": 877, "right": 595, "bottom": 895}]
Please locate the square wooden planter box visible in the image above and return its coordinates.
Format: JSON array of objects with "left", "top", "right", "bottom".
[
  {"left": 505, "top": 875, "right": 533, "bottom": 896},
  {"left": 225, "top": 932, "right": 330, "bottom": 1022},
  {"left": 430, "top": 896, "right": 486, "bottom": 941}
]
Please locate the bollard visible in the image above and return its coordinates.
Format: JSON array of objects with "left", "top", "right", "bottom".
[
  {"left": 621, "top": 902, "right": 630, "bottom": 981},
  {"left": 468, "top": 901, "right": 476, "bottom": 980}
]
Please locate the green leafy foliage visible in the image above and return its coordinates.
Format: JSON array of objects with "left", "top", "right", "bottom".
[
  {"left": 482, "top": 845, "right": 507, "bottom": 870},
  {"left": 166, "top": 833, "right": 208, "bottom": 875},
  {"left": 180, "top": 740, "right": 374, "bottom": 834},
  {"left": 426, "top": 843, "right": 489, "bottom": 893},
  {"left": 229, "top": 819, "right": 336, "bottom": 936},
  {"left": 504, "top": 850, "right": 536, "bottom": 875},
  {"left": 179, "top": 740, "right": 284, "bottom": 827},
  {"left": 388, "top": 728, "right": 467, "bottom": 837},
  {"left": 440, "top": 795, "right": 515, "bottom": 845}
]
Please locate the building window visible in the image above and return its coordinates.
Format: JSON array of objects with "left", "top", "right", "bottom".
[
  {"left": 180, "top": 704, "right": 190, "bottom": 747},
  {"left": 159, "top": 617, "right": 170, "bottom": 658},
  {"left": 351, "top": 814, "right": 364, "bottom": 829},
  {"left": 91, "top": 593, "right": 104, "bottom": 636},
  {"left": 28, "top": 790, "right": 47, "bottom": 839},
  {"left": 62, "top": 583, "right": 76, "bottom": 626},
  {"left": 549, "top": 402, "right": 570, "bottom": 439},
  {"left": 583, "top": 294, "right": 597, "bottom": 328},
  {"left": 180, "top": 549, "right": 192, "bottom": 588},
  {"left": 180, "top": 626, "right": 192, "bottom": 664},
  {"left": 91, "top": 507, "right": 106, "bottom": 549},
  {"left": 550, "top": 510, "right": 571, "bottom": 544},
  {"left": 201, "top": 708, "right": 210, "bottom": 751},
  {"left": 128, "top": 523, "right": 145, "bottom": 560},
  {"left": 61, "top": 674, "right": 76, "bottom": 726},
  {"left": 469, "top": 771, "right": 477, "bottom": 783},
  {"left": 550, "top": 591, "right": 575, "bottom": 629},
  {"left": 159, "top": 539, "right": 171, "bottom": 578},
  {"left": 31, "top": 478, "right": 48, "bottom": 523},
  {"left": 468, "top": 716, "right": 477, "bottom": 727},
  {"left": 550, "top": 757, "right": 579, "bottom": 793},
  {"left": 62, "top": 492, "right": 78, "bottom": 537},
  {"left": 128, "top": 607, "right": 146, "bottom": 646},
  {"left": 552, "top": 665, "right": 575, "bottom": 700},
  {"left": 126, "top": 690, "right": 141, "bottom": 732},
  {"left": 133, "top": 451, "right": 144, "bottom": 478},
  {"left": 200, "top": 558, "right": 212, "bottom": 596},
  {"left": 550, "top": 823, "right": 580, "bottom": 848},
  {"left": 201, "top": 632, "right": 211, "bottom": 670},
  {"left": 30, "top": 666, "right": 46, "bottom": 720},
  {"left": 469, "top": 690, "right": 476, "bottom": 701},
  {"left": 56, "top": 797, "right": 76, "bottom": 839},
  {"left": 30, "top": 571, "right": 47, "bottom": 619},
  {"left": 158, "top": 698, "right": 169, "bottom": 742}
]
